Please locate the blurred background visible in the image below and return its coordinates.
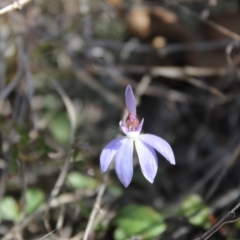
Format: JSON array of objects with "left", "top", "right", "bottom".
[{"left": 1, "top": 0, "right": 240, "bottom": 239}]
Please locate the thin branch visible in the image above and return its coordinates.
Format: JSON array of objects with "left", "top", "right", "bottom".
[
  {"left": 0, "top": 131, "right": 8, "bottom": 204},
  {"left": 86, "top": 38, "right": 238, "bottom": 55},
  {"left": 0, "top": 0, "right": 32, "bottom": 15},
  {"left": 83, "top": 183, "right": 106, "bottom": 240},
  {"left": 72, "top": 65, "right": 123, "bottom": 108},
  {"left": 152, "top": 68, "right": 228, "bottom": 100},
  {"left": 177, "top": 2, "right": 240, "bottom": 41},
  {"left": 0, "top": 40, "right": 24, "bottom": 100},
  {"left": 38, "top": 229, "right": 57, "bottom": 240},
  {"left": 134, "top": 75, "right": 152, "bottom": 107},
  {"left": 92, "top": 65, "right": 228, "bottom": 79},
  {"left": 150, "top": 66, "right": 227, "bottom": 79},
  {"left": 44, "top": 80, "right": 77, "bottom": 234},
  {"left": 205, "top": 142, "right": 240, "bottom": 200},
  {"left": 0, "top": 27, "right": 7, "bottom": 89},
  {"left": 2, "top": 192, "right": 88, "bottom": 240},
  {"left": 91, "top": 64, "right": 229, "bottom": 102},
  {"left": 194, "top": 202, "right": 240, "bottom": 240},
  {"left": 185, "top": 77, "right": 228, "bottom": 101}
]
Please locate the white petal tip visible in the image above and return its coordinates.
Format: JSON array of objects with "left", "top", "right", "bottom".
[
  {"left": 120, "top": 179, "right": 131, "bottom": 187},
  {"left": 100, "top": 165, "right": 107, "bottom": 173},
  {"left": 147, "top": 179, "right": 154, "bottom": 184},
  {"left": 169, "top": 158, "right": 176, "bottom": 165},
  {"left": 118, "top": 176, "right": 132, "bottom": 188},
  {"left": 143, "top": 174, "right": 157, "bottom": 184}
]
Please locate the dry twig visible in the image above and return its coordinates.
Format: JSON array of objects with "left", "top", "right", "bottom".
[
  {"left": 177, "top": 2, "right": 240, "bottom": 41},
  {"left": 2, "top": 192, "right": 87, "bottom": 240},
  {"left": 0, "top": 40, "right": 24, "bottom": 100},
  {"left": 82, "top": 183, "right": 106, "bottom": 240},
  {"left": 72, "top": 65, "right": 123, "bottom": 108},
  {"left": 205, "top": 142, "right": 240, "bottom": 200},
  {"left": 194, "top": 202, "right": 240, "bottom": 240},
  {"left": 0, "top": 0, "right": 32, "bottom": 15},
  {"left": 44, "top": 80, "right": 77, "bottom": 234},
  {"left": 0, "top": 131, "right": 7, "bottom": 204}
]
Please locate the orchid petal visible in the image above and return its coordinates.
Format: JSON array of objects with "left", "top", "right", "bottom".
[
  {"left": 119, "top": 121, "right": 129, "bottom": 135},
  {"left": 135, "top": 118, "right": 144, "bottom": 132},
  {"left": 115, "top": 139, "right": 133, "bottom": 187},
  {"left": 139, "top": 134, "right": 175, "bottom": 165},
  {"left": 135, "top": 139, "right": 158, "bottom": 183},
  {"left": 125, "top": 85, "right": 136, "bottom": 115},
  {"left": 100, "top": 137, "right": 127, "bottom": 172}
]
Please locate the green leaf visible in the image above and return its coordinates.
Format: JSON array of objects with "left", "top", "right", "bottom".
[
  {"left": 14, "top": 124, "right": 30, "bottom": 146},
  {"left": 235, "top": 219, "right": 240, "bottom": 229},
  {"left": 49, "top": 112, "right": 71, "bottom": 145},
  {"left": 0, "top": 197, "right": 20, "bottom": 221},
  {"left": 114, "top": 228, "right": 127, "bottom": 240},
  {"left": 188, "top": 207, "right": 209, "bottom": 227},
  {"left": 114, "top": 204, "right": 166, "bottom": 240},
  {"left": 107, "top": 185, "right": 123, "bottom": 198},
  {"left": 180, "top": 194, "right": 203, "bottom": 216},
  {"left": 94, "top": 19, "right": 125, "bottom": 40},
  {"left": 44, "top": 94, "right": 59, "bottom": 109},
  {"left": 180, "top": 194, "right": 210, "bottom": 228},
  {"left": 25, "top": 189, "right": 45, "bottom": 214},
  {"left": 66, "top": 171, "right": 98, "bottom": 190}
]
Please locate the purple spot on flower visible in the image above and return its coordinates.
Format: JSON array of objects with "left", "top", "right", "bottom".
[{"left": 125, "top": 112, "right": 140, "bottom": 130}]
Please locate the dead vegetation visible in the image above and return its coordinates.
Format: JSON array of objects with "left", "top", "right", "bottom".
[{"left": 0, "top": 0, "right": 240, "bottom": 239}]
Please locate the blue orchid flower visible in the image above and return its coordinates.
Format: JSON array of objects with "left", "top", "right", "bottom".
[{"left": 100, "top": 85, "right": 175, "bottom": 187}]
